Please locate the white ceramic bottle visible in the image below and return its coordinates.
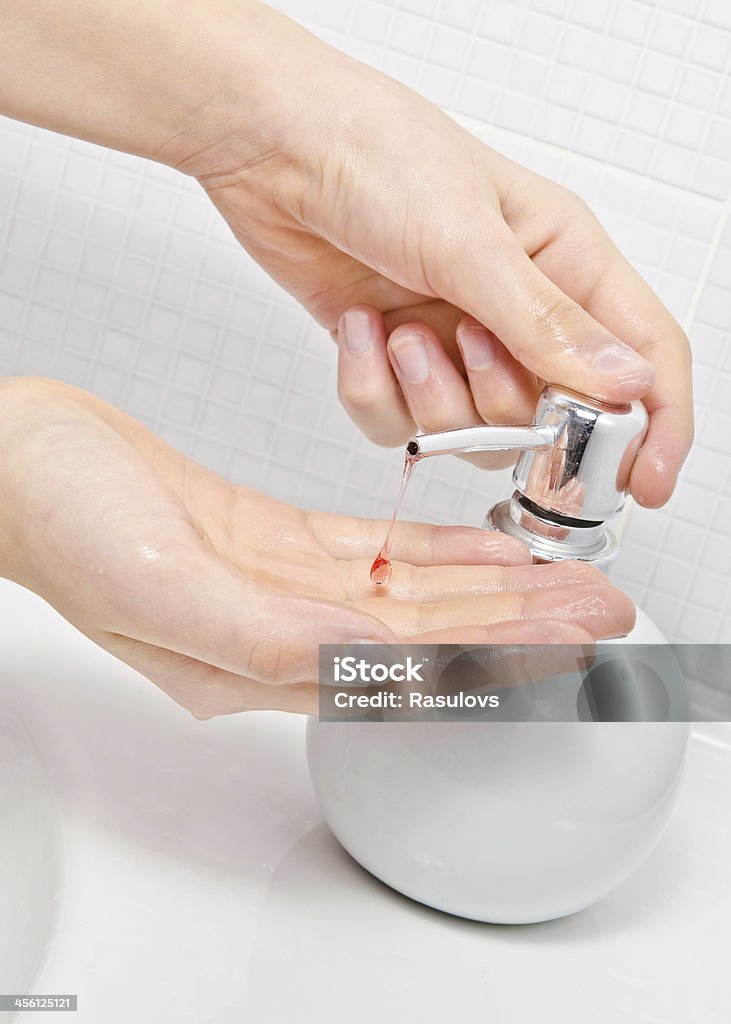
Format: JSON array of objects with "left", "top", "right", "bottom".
[{"left": 307, "top": 389, "right": 690, "bottom": 923}]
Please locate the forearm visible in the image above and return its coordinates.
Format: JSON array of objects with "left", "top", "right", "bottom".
[
  {"left": 0, "top": 0, "right": 325, "bottom": 170},
  {"left": 0, "top": 376, "right": 117, "bottom": 587},
  {"left": 0, "top": 376, "right": 51, "bottom": 585}
]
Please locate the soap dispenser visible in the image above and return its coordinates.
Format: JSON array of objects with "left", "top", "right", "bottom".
[{"left": 307, "top": 387, "right": 689, "bottom": 923}]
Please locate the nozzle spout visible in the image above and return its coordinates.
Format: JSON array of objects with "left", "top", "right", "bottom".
[{"left": 406, "top": 423, "right": 558, "bottom": 461}]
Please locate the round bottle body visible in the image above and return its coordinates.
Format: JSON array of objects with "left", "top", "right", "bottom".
[{"left": 307, "top": 608, "right": 689, "bottom": 923}]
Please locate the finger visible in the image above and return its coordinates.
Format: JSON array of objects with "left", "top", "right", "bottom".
[
  {"left": 305, "top": 513, "right": 531, "bottom": 566},
  {"left": 609, "top": 319, "right": 691, "bottom": 508},
  {"left": 336, "top": 305, "right": 415, "bottom": 446},
  {"left": 386, "top": 321, "right": 517, "bottom": 469},
  {"left": 410, "top": 619, "right": 595, "bottom": 689},
  {"left": 456, "top": 316, "right": 540, "bottom": 425},
  {"left": 382, "top": 298, "right": 465, "bottom": 370},
  {"left": 347, "top": 557, "right": 605, "bottom": 602},
  {"left": 437, "top": 227, "right": 657, "bottom": 406},
  {"left": 631, "top": 401, "right": 692, "bottom": 507},
  {"left": 104, "top": 544, "right": 397, "bottom": 687},
  {"left": 356, "top": 577, "right": 636, "bottom": 640},
  {"left": 100, "top": 632, "right": 318, "bottom": 717},
  {"left": 413, "top": 619, "right": 594, "bottom": 646}
]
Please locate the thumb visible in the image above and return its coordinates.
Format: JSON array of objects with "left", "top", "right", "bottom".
[{"left": 438, "top": 228, "right": 656, "bottom": 405}]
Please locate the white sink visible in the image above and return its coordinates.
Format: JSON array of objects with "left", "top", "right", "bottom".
[
  {"left": 0, "top": 699, "right": 63, "bottom": 1008},
  {"left": 1, "top": 577, "right": 730, "bottom": 1023}
]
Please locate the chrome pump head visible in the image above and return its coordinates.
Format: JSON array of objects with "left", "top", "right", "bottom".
[{"left": 406, "top": 385, "right": 648, "bottom": 573}]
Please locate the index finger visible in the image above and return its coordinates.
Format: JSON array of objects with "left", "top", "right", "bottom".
[{"left": 304, "top": 512, "right": 532, "bottom": 566}]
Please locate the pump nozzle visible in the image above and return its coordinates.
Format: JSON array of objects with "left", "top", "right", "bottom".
[{"left": 405, "top": 423, "right": 558, "bottom": 461}]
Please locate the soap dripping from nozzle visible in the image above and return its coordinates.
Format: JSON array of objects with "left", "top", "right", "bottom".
[{"left": 369, "top": 452, "right": 417, "bottom": 585}]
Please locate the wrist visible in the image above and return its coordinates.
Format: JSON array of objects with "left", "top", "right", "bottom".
[
  {"left": 174, "top": 12, "right": 459, "bottom": 223},
  {"left": 155, "top": 1, "right": 335, "bottom": 181}
]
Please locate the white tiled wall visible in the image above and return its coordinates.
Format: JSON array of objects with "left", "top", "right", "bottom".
[{"left": 0, "top": 0, "right": 729, "bottom": 643}]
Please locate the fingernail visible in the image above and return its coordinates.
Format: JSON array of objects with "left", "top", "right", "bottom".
[
  {"left": 459, "top": 325, "right": 495, "bottom": 370},
  {"left": 390, "top": 333, "right": 430, "bottom": 383},
  {"left": 340, "top": 309, "right": 372, "bottom": 353},
  {"left": 592, "top": 345, "right": 655, "bottom": 385}
]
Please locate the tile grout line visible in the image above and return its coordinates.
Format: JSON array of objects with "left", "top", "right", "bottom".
[
  {"left": 447, "top": 108, "right": 728, "bottom": 211},
  {"left": 682, "top": 206, "right": 729, "bottom": 334}
]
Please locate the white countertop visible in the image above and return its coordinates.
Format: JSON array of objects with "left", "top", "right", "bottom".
[{"left": 1, "top": 578, "right": 730, "bottom": 1024}]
